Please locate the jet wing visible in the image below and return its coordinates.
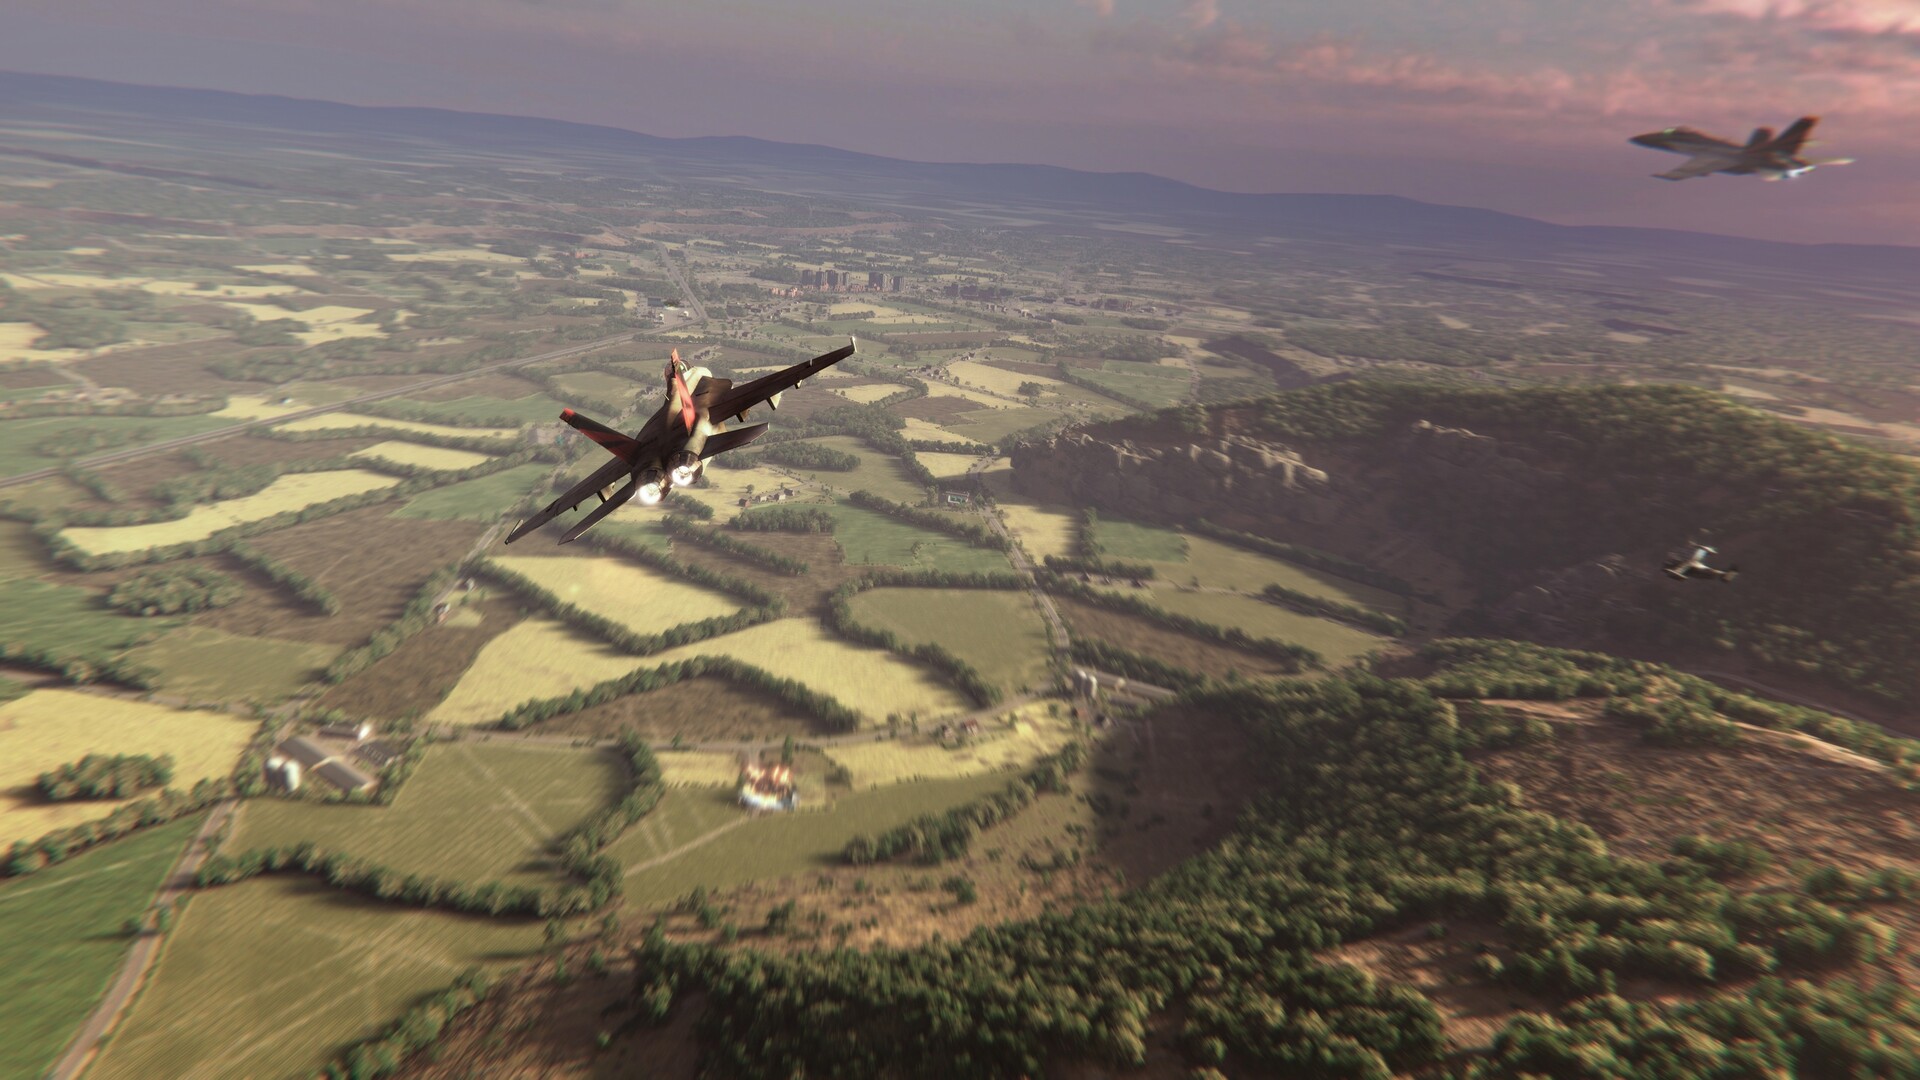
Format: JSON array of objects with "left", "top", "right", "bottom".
[
  {"left": 1654, "top": 156, "right": 1727, "bottom": 181},
  {"left": 504, "top": 454, "right": 633, "bottom": 544},
  {"left": 709, "top": 337, "right": 857, "bottom": 424}
]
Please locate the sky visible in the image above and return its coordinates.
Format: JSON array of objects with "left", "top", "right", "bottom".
[{"left": 5, "top": 0, "right": 1920, "bottom": 245}]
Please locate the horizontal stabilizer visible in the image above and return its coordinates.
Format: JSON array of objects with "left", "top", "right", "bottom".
[
  {"left": 699, "top": 422, "right": 769, "bottom": 459},
  {"left": 560, "top": 481, "right": 635, "bottom": 544},
  {"left": 560, "top": 408, "right": 642, "bottom": 462}
]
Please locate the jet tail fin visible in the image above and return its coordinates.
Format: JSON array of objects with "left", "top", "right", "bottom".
[
  {"left": 1771, "top": 117, "right": 1817, "bottom": 155},
  {"left": 560, "top": 408, "right": 642, "bottom": 462},
  {"left": 1746, "top": 126, "right": 1774, "bottom": 149}
]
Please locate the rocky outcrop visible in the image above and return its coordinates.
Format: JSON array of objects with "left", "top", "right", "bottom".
[{"left": 1010, "top": 432, "right": 1334, "bottom": 526}]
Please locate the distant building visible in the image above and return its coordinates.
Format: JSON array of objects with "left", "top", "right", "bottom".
[
  {"left": 280, "top": 736, "right": 333, "bottom": 770},
  {"left": 357, "top": 740, "right": 403, "bottom": 769},
  {"left": 265, "top": 755, "right": 302, "bottom": 792},
  {"left": 318, "top": 720, "right": 373, "bottom": 743},
  {"left": 315, "top": 759, "right": 377, "bottom": 794},
  {"left": 889, "top": 275, "right": 903, "bottom": 292},
  {"left": 943, "top": 490, "right": 972, "bottom": 506},
  {"left": 868, "top": 271, "right": 885, "bottom": 288},
  {"left": 826, "top": 269, "right": 840, "bottom": 288},
  {"left": 275, "top": 735, "right": 380, "bottom": 794}
]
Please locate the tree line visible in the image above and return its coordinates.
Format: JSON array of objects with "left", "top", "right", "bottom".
[
  {"left": 1192, "top": 520, "right": 1420, "bottom": 598},
  {"left": 495, "top": 654, "right": 864, "bottom": 734},
  {"left": 660, "top": 514, "right": 808, "bottom": 575},
  {"left": 575, "top": 527, "right": 783, "bottom": 608},
  {"left": 730, "top": 504, "right": 835, "bottom": 534},
  {"left": 473, "top": 557, "right": 783, "bottom": 659},
  {"left": 225, "top": 540, "right": 341, "bottom": 615},
  {"left": 106, "top": 566, "right": 242, "bottom": 616},
  {"left": 846, "top": 490, "right": 1009, "bottom": 551},
  {"left": 1258, "top": 583, "right": 1407, "bottom": 637},
  {"left": 842, "top": 742, "right": 1087, "bottom": 865},
  {"left": 1039, "top": 572, "right": 1323, "bottom": 672},
  {"left": 823, "top": 572, "right": 1012, "bottom": 708},
  {"left": 38, "top": 753, "right": 175, "bottom": 801},
  {"left": 325, "top": 564, "right": 465, "bottom": 683}
]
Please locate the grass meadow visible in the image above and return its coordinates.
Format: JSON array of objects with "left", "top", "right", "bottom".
[
  {"left": 0, "top": 415, "right": 239, "bottom": 481},
  {"left": 272, "top": 413, "right": 518, "bottom": 440},
  {"left": 787, "top": 436, "right": 927, "bottom": 503},
  {"left": 809, "top": 503, "right": 1011, "bottom": 574},
  {"left": 0, "top": 578, "right": 170, "bottom": 655},
  {"left": 0, "top": 814, "right": 202, "bottom": 1080},
  {"left": 123, "top": 626, "right": 340, "bottom": 705},
  {"left": 489, "top": 553, "right": 743, "bottom": 635},
  {"left": 846, "top": 588, "right": 1051, "bottom": 694},
  {"left": 393, "top": 462, "right": 550, "bottom": 523},
  {"left": 824, "top": 704, "right": 1075, "bottom": 790},
  {"left": 1153, "top": 535, "right": 1404, "bottom": 612},
  {"left": 656, "top": 750, "right": 745, "bottom": 789},
  {"left": 59, "top": 470, "right": 403, "bottom": 555},
  {"left": 1089, "top": 515, "right": 1189, "bottom": 562},
  {"left": 425, "top": 619, "right": 650, "bottom": 727},
  {"left": 347, "top": 440, "right": 495, "bottom": 472},
  {"left": 1135, "top": 587, "right": 1390, "bottom": 667}
]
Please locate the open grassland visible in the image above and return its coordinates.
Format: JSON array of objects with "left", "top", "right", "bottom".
[
  {"left": 824, "top": 703, "right": 1075, "bottom": 790},
  {"left": 284, "top": 306, "right": 386, "bottom": 346},
  {"left": 549, "top": 371, "right": 640, "bottom": 402},
  {"left": 386, "top": 247, "right": 528, "bottom": 264},
  {"left": 0, "top": 414, "right": 238, "bottom": 480},
  {"left": 1138, "top": 587, "right": 1389, "bottom": 667},
  {"left": 1078, "top": 361, "right": 1189, "bottom": 408},
  {"left": 0, "top": 691, "right": 256, "bottom": 847},
  {"left": 86, "top": 876, "right": 544, "bottom": 1080},
  {"left": 1052, "top": 595, "right": 1303, "bottom": 681},
  {"left": 533, "top": 675, "right": 820, "bottom": 741},
  {"left": 59, "top": 469, "right": 403, "bottom": 555},
  {"left": 388, "top": 392, "right": 567, "bottom": 425},
  {"left": 209, "top": 394, "right": 310, "bottom": 421},
  {"left": 947, "top": 360, "right": 1065, "bottom": 397},
  {"left": 347, "top": 440, "right": 495, "bottom": 472},
  {"left": 788, "top": 436, "right": 927, "bottom": 503},
  {"left": 273, "top": 413, "right": 519, "bottom": 440},
  {"left": 233, "top": 262, "right": 318, "bottom": 275},
  {"left": 990, "top": 496, "right": 1078, "bottom": 561},
  {"left": 669, "top": 462, "right": 802, "bottom": 521},
  {"left": 812, "top": 502, "right": 1011, "bottom": 573},
  {"left": 0, "top": 814, "right": 201, "bottom": 1080},
  {"left": 394, "top": 462, "right": 549, "bottom": 523},
  {"left": 606, "top": 786, "right": 739, "bottom": 878},
  {"left": 1090, "top": 516, "right": 1188, "bottom": 562},
  {"left": 123, "top": 626, "right": 340, "bottom": 705},
  {"left": 916, "top": 451, "right": 987, "bottom": 478},
  {"left": 847, "top": 588, "right": 1051, "bottom": 694},
  {"left": 921, "top": 381, "right": 1008, "bottom": 410},
  {"left": 643, "top": 618, "right": 971, "bottom": 723},
  {"left": 657, "top": 750, "right": 745, "bottom": 789},
  {"left": 829, "top": 383, "right": 901, "bottom": 404},
  {"left": 490, "top": 553, "right": 742, "bottom": 636},
  {"left": 615, "top": 773, "right": 1010, "bottom": 909},
  {"left": 233, "top": 742, "right": 622, "bottom": 887},
  {"left": 0, "top": 518, "right": 48, "bottom": 580},
  {"left": 1160, "top": 534, "right": 1403, "bottom": 612},
  {"left": 943, "top": 405, "right": 1069, "bottom": 445},
  {"left": 426, "top": 619, "right": 646, "bottom": 727},
  {"left": 0, "top": 578, "right": 167, "bottom": 655},
  {"left": 898, "top": 416, "right": 986, "bottom": 445}
]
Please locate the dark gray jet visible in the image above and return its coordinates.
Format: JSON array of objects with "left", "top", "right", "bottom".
[
  {"left": 1629, "top": 117, "right": 1852, "bottom": 181},
  {"left": 505, "top": 337, "right": 856, "bottom": 544}
]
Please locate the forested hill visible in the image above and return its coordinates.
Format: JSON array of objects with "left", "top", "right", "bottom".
[{"left": 1116, "top": 383, "right": 1920, "bottom": 705}]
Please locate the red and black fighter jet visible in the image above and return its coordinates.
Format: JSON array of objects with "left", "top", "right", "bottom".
[{"left": 504, "top": 337, "right": 856, "bottom": 545}]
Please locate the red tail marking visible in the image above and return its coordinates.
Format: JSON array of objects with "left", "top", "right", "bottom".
[{"left": 560, "top": 408, "right": 576, "bottom": 420}]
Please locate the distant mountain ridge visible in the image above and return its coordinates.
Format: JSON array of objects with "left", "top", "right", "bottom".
[{"left": 6, "top": 68, "right": 1920, "bottom": 278}]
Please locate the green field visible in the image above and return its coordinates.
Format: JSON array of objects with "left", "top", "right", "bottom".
[
  {"left": 847, "top": 588, "right": 1051, "bottom": 694},
  {"left": 0, "top": 814, "right": 202, "bottom": 1080},
  {"left": 549, "top": 371, "right": 641, "bottom": 403},
  {"left": 615, "top": 772, "right": 1010, "bottom": 908},
  {"left": 941, "top": 406, "right": 1069, "bottom": 445},
  {"left": 1090, "top": 515, "right": 1188, "bottom": 562},
  {"left": 1074, "top": 365, "right": 1189, "bottom": 408},
  {"left": 810, "top": 502, "right": 1012, "bottom": 573},
  {"left": 232, "top": 742, "right": 625, "bottom": 887},
  {"left": 0, "top": 578, "right": 171, "bottom": 655},
  {"left": 1139, "top": 587, "right": 1389, "bottom": 667},
  {"left": 0, "top": 518, "right": 50, "bottom": 580},
  {"left": 0, "top": 414, "right": 238, "bottom": 480},
  {"left": 386, "top": 392, "right": 568, "bottom": 424},
  {"left": 123, "top": 626, "right": 340, "bottom": 705},
  {"left": 393, "top": 462, "right": 549, "bottom": 522},
  {"left": 87, "top": 876, "right": 544, "bottom": 1080},
  {"left": 788, "top": 435, "right": 927, "bottom": 503},
  {"left": 1157, "top": 535, "right": 1404, "bottom": 612}
]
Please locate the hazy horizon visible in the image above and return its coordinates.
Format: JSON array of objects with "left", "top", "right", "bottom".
[{"left": 4, "top": 2, "right": 1919, "bottom": 246}]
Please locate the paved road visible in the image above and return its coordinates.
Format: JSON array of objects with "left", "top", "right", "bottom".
[
  {"left": 48, "top": 800, "right": 242, "bottom": 1080},
  {"left": 653, "top": 242, "right": 707, "bottom": 325},
  {"left": 0, "top": 330, "right": 648, "bottom": 492},
  {"left": 966, "top": 455, "right": 1071, "bottom": 652}
]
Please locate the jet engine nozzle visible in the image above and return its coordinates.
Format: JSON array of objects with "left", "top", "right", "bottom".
[
  {"left": 668, "top": 450, "right": 701, "bottom": 488},
  {"left": 637, "top": 467, "right": 667, "bottom": 506}
]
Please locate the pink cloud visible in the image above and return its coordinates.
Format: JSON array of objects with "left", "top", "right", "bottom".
[
  {"left": 1075, "top": 0, "right": 1115, "bottom": 16},
  {"left": 1180, "top": 0, "right": 1219, "bottom": 30}
]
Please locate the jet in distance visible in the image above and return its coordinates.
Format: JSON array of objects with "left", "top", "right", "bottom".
[
  {"left": 505, "top": 337, "right": 857, "bottom": 545},
  {"left": 1664, "top": 543, "right": 1740, "bottom": 583},
  {"left": 1629, "top": 117, "right": 1853, "bottom": 181}
]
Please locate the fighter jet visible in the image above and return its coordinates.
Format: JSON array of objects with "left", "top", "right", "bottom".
[
  {"left": 1629, "top": 117, "right": 1853, "bottom": 181},
  {"left": 1663, "top": 543, "right": 1739, "bottom": 583},
  {"left": 504, "top": 337, "right": 856, "bottom": 545}
]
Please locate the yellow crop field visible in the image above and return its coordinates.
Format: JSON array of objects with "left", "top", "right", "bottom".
[
  {"left": 141, "top": 280, "right": 305, "bottom": 298},
  {"left": 286, "top": 306, "right": 383, "bottom": 346},
  {"left": 210, "top": 394, "right": 309, "bottom": 421},
  {"left": 993, "top": 495, "right": 1078, "bottom": 561},
  {"left": 658, "top": 750, "right": 744, "bottom": 788},
  {"left": 233, "top": 263, "right": 318, "bottom": 276},
  {"left": 923, "top": 382, "right": 1007, "bottom": 409},
  {"left": 348, "top": 440, "right": 494, "bottom": 472},
  {"left": 916, "top": 451, "right": 985, "bottom": 479},
  {"left": 644, "top": 618, "right": 970, "bottom": 723},
  {"left": 900, "top": 417, "right": 985, "bottom": 445},
  {"left": 427, "top": 619, "right": 650, "bottom": 727},
  {"left": 60, "top": 470, "right": 402, "bottom": 555},
  {"left": 948, "top": 360, "right": 1064, "bottom": 397},
  {"left": 273, "top": 413, "right": 519, "bottom": 439},
  {"left": 829, "top": 384, "right": 899, "bottom": 404},
  {"left": 489, "top": 554, "right": 741, "bottom": 636},
  {"left": 386, "top": 248, "right": 528, "bottom": 264},
  {"left": 824, "top": 702, "right": 1073, "bottom": 789},
  {"left": 0, "top": 690, "right": 257, "bottom": 846},
  {"left": 0, "top": 322, "right": 83, "bottom": 363},
  {"left": 670, "top": 463, "right": 799, "bottom": 521}
]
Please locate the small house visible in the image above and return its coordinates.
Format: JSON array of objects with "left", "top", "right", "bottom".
[
  {"left": 280, "top": 736, "right": 333, "bottom": 770},
  {"left": 314, "top": 759, "right": 377, "bottom": 794},
  {"left": 318, "top": 720, "right": 373, "bottom": 743}
]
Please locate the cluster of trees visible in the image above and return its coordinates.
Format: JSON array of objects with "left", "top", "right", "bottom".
[
  {"left": 553, "top": 731, "right": 664, "bottom": 910},
  {"left": 37, "top": 753, "right": 175, "bottom": 800},
  {"left": 1259, "top": 583, "right": 1407, "bottom": 637},
  {"left": 847, "top": 490, "right": 1008, "bottom": 551},
  {"left": 496, "top": 655, "right": 862, "bottom": 734},
  {"left": 106, "top": 566, "right": 243, "bottom": 616},
  {"left": 1043, "top": 554, "right": 1155, "bottom": 581},
  {"left": 842, "top": 743, "right": 1086, "bottom": 865},
  {"left": 317, "top": 968, "right": 492, "bottom": 1080},
  {"left": 59, "top": 463, "right": 123, "bottom": 504},
  {"left": 225, "top": 541, "right": 340, "bottom": 615},
  {"left": 1067, "top": 639, "right": 1210, "bottom": 694},
  {"left": 632, "top": 673, "right": 1916, "bottom": 1077},
  {"left": 0, "top": 639, "right": 160, "bottom": 690},
  {"left": 824, "top": 573, "right": 1012, "bottom": 708},
  {"left": 730, "top": 504, "right": 835, "bottom": 533},
  {"left": 475, "top": 557, "right": 782, "bottom": 658},
  {"left": 5, "top": 779, "right": 230, "bottom": 878},
  {"left": 1040, "top": 573, "right": 1323, "bottom": 673},
  {"left": 756, "top": 402, "right": 941, "bottom": 488},
  {"left": 32, "top": 424, "right": 162, "bottom": 458},
  {"left": 660, "top": 514, "right": 808, "bottom": 575},
  {"left": 576, "top": 527, "right": 782, "bottom": 608},
  {"left": 741, "top": 441, "right": 860, "bottom": 472},
  {"left": 326, "top": 565, "right": 464, "bottom": 683},
  {"left": 1192, "top": 520, "right": 1419, "bottom": 598},
  {"left": 1603, "top": 693, "right": 1743, "bottom": 748}
]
